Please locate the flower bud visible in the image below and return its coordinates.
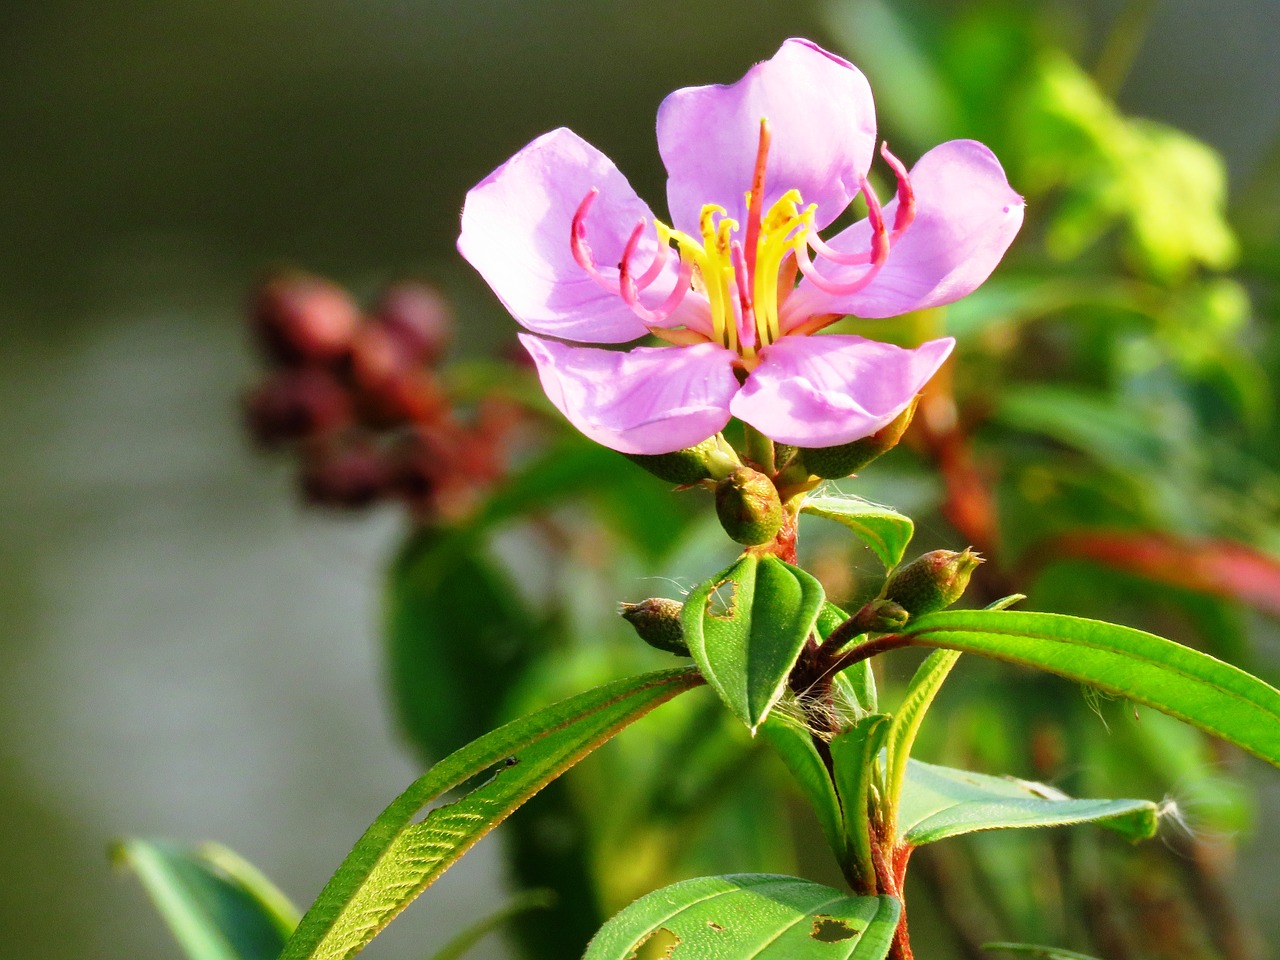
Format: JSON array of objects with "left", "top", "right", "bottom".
[
  {"left": 715, "top": 467, "right": 783, "bottom": 546},
  {"left": 243, "top": 369, "right": 351, "bottom": 447},
  {"left": 375, "top": 282, "right": 453, "bottom": 368},
  {"left": 624, "top": 437, "right": 718, "bottom": 485},
  {"left": 619, "top": 598, "right": 689, "bottom": 656},
  {"left": 251, "top": 273, "right": 360, "bottom": 365},
  {"left": 882, "top": 548, "right": 983, "bottom": 618},
  {"left": 300, "top": 443, "right": 393, "bottom": 508},
  {"left": 799, "top": 397, "right": 919, "bottom": 479},
  {"left": 848, "top": 598, "right": 911, "bottom": 634}
]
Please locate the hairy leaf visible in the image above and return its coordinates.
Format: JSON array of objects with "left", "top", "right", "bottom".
[
  {"left": 683, "top": 556, "right": 825, "bottom": 732},
  {"left": 583, "top": 874, "right": 900, "bottom": 960},
  {"left": 802, "top": 496, "right": 915, "bottom": 570},
  {"left": 897, "top": 758, "right": 1158, "bottom": 845},
  {"left": 900, "top": 610, "right": 1280, "bottom": 767},
  {"left": 280, "top": 668, "right": 702, "bottom": 960}
]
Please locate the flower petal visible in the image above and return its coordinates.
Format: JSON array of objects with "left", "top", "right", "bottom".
[
  {"left": 519, "top": 334, "right": 739, "bottom": 454},
  {"left": 783, "top": 140, "right": 1024, "bottom": 325},
  {"left": 459, "top": 128, "right": 687, "bottom": 344},
  {"left": 657, "top": 39, "right": 876, "bottom": 237},
  {"left": 731, "top": 334, "right": 954, "bottom": 447}
]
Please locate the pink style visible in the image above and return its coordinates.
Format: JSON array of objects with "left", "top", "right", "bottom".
[{"left": 458, "top": 39, "right": 1023, "bottom": 455}]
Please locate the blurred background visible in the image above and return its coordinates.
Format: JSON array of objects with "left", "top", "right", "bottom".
[{"left": 2, "top": 1, "right": 1279, "bottom": 958}]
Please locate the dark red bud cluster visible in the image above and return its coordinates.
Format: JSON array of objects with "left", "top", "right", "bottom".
[{"left": 243, "top": 272, "right": 517, "bottom": 520}]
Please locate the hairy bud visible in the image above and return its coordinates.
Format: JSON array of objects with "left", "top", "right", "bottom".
[
  {"left": 715, "top": 467, "right": 783, "bottom": 545},
  {"left": 882, "top": 548, "right": 983, "bottom": 617},
  {"left": 243, "top": 369, "right": 351, "bottom": 447},
  {"left": 848, "top": 598, "right": 911, "bottom": 634},
  {"left": 799, "top": 397, "right": 919, "bottom": 479},
  {"left": 625, "top": 437, "right": 719, "bottom": 485},
  {"left": 620, "top": 598, "right": 688, "bottom": 656}
]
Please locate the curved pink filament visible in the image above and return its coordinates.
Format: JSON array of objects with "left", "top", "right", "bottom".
[
  {"left": 569, "top": 189, "right": 621, "bottom": 295},
  {"left": 880, "top": 142, "right": 916, "bottom": 240},
  {"left": 794, "top": 177, "right": 890, "bottom": 296},
  {"left": 729, "top": 240, "right": 757, "bottom": 352},
  {"left": 619, "top": 222, "right": 694, "bottom": 326}
]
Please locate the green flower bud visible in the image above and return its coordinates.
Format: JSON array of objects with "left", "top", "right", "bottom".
[
  {"left": 619, "top": 598, "right": 688, "bottom": 655},
  {"left": 624, "top": 437, "right": 719, "bottom": 484},
  {"left": 715, "top": 467, "right": 784, "bottom": 545},
  {"left": 848, "top": 598, "right": 911, "bottom": 634},
  {"left": 799, "top": 397, "right": 919, "bottom": 479},
  {"left": 882, "top": 548, "right": 983, "bottom": 617}
]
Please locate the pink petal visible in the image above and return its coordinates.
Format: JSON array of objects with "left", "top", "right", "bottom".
[
  {"left": 519, "top": 334, "right": 740, "bottom": 455},
  {"left": 730, "top": 334, "right": 954, "bottom": 447},
  {"left": 782, "top": 140, "right": 1024, "bottom": 326},
  {"left": 657, "top": 39, "right": 876, "bottom": 238},
  {"left": 459, "top": 128, "right": 688, "bottom": 344}
]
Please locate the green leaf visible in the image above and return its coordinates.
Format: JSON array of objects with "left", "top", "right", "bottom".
[
  {"left": 682, "top": 555, "right": 825, "bottom": 732},
  {"left": 897, "top": 758, "right": 1158, "bottom": 845},
  {"left": 882, "top": 650, "right": 962, "bottom": 833},
  {"left": 802, "top": 495, "right": 915, "bottom": 570},
  {"left": 583, "top": 874, "right": 900, "bottom": 960},
  {"left": 280, "top": 668, "right": 702, "bottom": 960},
  {"left": 759, "top": 717, "right": 848, "bottom": 867},
  {"left": 818, "top": 601, "right": 877, "bottom": 713},
  {"left": 830, "top": 714, "right": 891, "bottom": 889},
  {"left": 900, "top": 610, "right": 1280, "bottom": 767},
  {"left": 112, "top": 839, "right": 298, "bottom": 960}
]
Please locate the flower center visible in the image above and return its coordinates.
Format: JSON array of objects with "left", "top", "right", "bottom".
[{"left": 570, "top": 120, "right": 917, "bottom": 366}]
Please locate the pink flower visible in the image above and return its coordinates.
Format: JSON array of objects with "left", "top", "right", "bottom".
[{"left": 458, "top": 39, "right": 1023, "bottom": 455}]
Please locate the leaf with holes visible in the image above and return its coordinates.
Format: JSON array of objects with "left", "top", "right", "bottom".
[
  {"left": 682, "top": 555, "right": 825, "bottom": 732},
  {"left": 801, "top": 496, "right": 915, "bottom": 570},
  {"left": 112, "top": 839, "right": 298, "bottom": 960},
  {"left": 899, "top": 610, "right": 1280, "bottom": 767},
  {"left": 897, "top": 758, "right": 1159, "bottom": 845},
  {"left": 583, "top": 874, "right": 900, "bottom": 960},
  {"left": 279, "top": 668, "right": 703, "bottom": 960}
]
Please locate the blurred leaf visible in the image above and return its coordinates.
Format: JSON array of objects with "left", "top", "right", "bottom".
[
  {"left": 899, "top": 610, "right": 1280, "bottom": 766},
  {"left": 896, "top": 758, "right": 1157, "bottom": 845},
  {"left": 112, "top": 839, "right": 297, "bottom": 960},
  {"left": 387, "top": 530, "right": 536, "bottom": 760},
  {"left": 280, "top": 667, "right": 703, "bottom": 960},
  {"left": 583, "top": 874, "right": 900, "bottom": 960},
  {"left": 1046, "top": 529, "right": 1280, "bottom": 618},
  {"left": 822, "top": 0, "right": 962, "bottom": 147},
  {"left": 802, "top": 495, "right": 915, "bottom": 570},
  {"left": 984, "top": 943, "right": 1105, "bottom": 960},
  {"left": 682, "top": 555, "right": 825, "bottom": 732},
  {"left": 428, "top": 889, "right": 555, "bottom": 960}
]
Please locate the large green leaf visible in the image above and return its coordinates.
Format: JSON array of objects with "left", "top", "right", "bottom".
[
  {"left": 280, "top": 668, "right": 702, "bottom": 960},
  {"left": 897, "top": 758, "right": 1158, "bottom": 846},
  {"left": 583, "top": 874, "right": 900, "bottom": 960},
  {"left": 683, "top": 555, "right": 825, "bottom": 732},
  {"left": 112, "top": 839, "right": 298, "bottom": 960},
  {"left": 899, "top": 610, "right": 1280, "bottom": 767},
  {"left": 801, "top": 496, "right": 915, "bottom": 570}
]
